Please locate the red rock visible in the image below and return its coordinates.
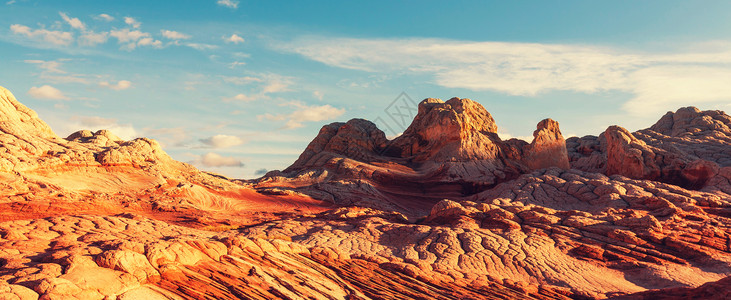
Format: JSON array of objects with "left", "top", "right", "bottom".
[
  {"left": 0, "top": 85, "right": 729, "bottom": 299},
  {"left": 523, "top": 118, "right": 571, "bottom": 170}
]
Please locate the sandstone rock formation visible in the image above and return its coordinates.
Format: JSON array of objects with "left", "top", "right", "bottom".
[
  {"left": 0, "top": 85, "right": 729, "bottom": 299},
  {"left": 568, "top": 106, "right": 731, "bottom": 190},
  {"left": 257, "top": 97, "right": 571, "bottom": 216},
  {"left": 0, "top": 85, "right": 330, "bottom": 225}
]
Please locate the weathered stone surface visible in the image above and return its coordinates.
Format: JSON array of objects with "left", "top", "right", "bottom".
[
  {"left": 568, "top": 106, "right": 731, "bottom": 190},
  {"left": 256, "top": 97, "right": 571, "bottom": 216},
  {"left": 615, "top": 275, "right": 731, "bottom": 300},
  {"left": 0, "top": 86, "right": 729, "bottom": 299},
  {"left": 523, "top": 118, "right": 571, "bottom": 170}
]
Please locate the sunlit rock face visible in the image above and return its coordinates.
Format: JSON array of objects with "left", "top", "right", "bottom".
[
  {"left": 568, "top": 106, "right": 731, "bottom": 190},
  {"left": 0, "top": 85, "right": 729, "bottom": 300},
  {"left": 259, "top": 97, "right": 572, "bottom": 215}
]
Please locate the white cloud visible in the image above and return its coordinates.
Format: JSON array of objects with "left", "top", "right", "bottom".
[
  {"left": 220, "top": 74, "right": 293, "bottom": 102},
  {"left": 313, "top": 90, "right": 323, "bottom": 100},
  {"left": 186, "top": 43, "right": 218, "bottom": 51},
  {"left": 68, "top": 116, "right": 138, "bottom": 140},
  {"left": 260, "top": 102, "right": 345, "bottom": 129},
  {"left": 95, "top": 14, "right": 115, "bottom": 22},
  {"left": 161, "top": 30, "right": 191, "bottom": 40},
  {"left": 261, "top": 78, "right": 291, "bottom": 94},
  {"left": 223, "top": 94, "right": 257, "bottom": 102},
  {"left": 233, "top": 52, "right": 250, "bottom": 58},
  {"left": 623, "top": 66, "right": 731, "bottom": 115},
  {"left": 78, "top": 31, "right": 108, "bottom": 46},
  {"left": 221, "top": 76, "right": 262, "bottom": 85},
  {"left": 124, "top": 17, "right": 141, "bottom": 29},
  {"left": 197, "top": 152, "right": 244, "bottom": 167},
  {"left": 141, "top": 127, "right": 188, "bottom": 148},
  {"left": 59, "top": 12, "right": 86, "bottom": 30},
  {"left": 10, "top": 24, "right": 73, "bottom": 46},
  {"left": 216, "top": 0, "right": 239, "bottom": 9},
  {"left": 110, "top": 29, "right": 161, "bottom": 50},
  {"left": 24, "top": 59, "right": 90, "bottom": 84},
  {"left": 228, "top": 61, "right": 246, "bottom": 68},
  {"left": 200, "top": 135, "right": 244, "bottom": 148},
  {"left": 27, "top": 61, "right": 94, "bottom": 84},
  {"left": 137, "top": 37, "right": 163, "bottom": 48},
  {"left": 28, "top": 85, "right": 69, "bottom": 100},
  {"left": 99, "top": 80, "right": 132, "bottom": 91},
  {"left": 110, "top": 28, "right": 148, "bottom": 43},
  {"left": 24, "top": 59, "right": 65, "bottom": 74},
  {"left": 275, "top": 36, "right": 731, "bottom": 116},
  {"left": 224, "top": 34, "right": 244, "bottom": 44}
]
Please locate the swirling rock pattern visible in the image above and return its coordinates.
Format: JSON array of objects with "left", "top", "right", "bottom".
[{"left": 0, "top": 85, "right": 729, "bottom": 299}]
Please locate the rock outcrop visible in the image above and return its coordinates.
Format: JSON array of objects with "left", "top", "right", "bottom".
[
  {"left": 568, "top": 107, "right": 731, "bottom": 190},
  {"left": 0, "top": 85, "right": 330, "bottom": 227},
  {"left": 1, "top": 85, "right": 729, "bottom": 299},
  {"left": 257, "top": 97, "right": 571, "bottom": 216},
  {"left": 523, "top": 118, "right": 571, "bottom": 170}
]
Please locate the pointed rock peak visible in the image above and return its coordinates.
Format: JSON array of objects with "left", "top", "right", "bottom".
[
  {"left": 650, "top": 106, "right": 731, "bottom": 136},
  {"left": 533, "top": 118, "right": 563, "bottom": 142},
  {"left": 0, "top": 86, "right": 57, "bottom": 139},
  {"left": 285, "top": 119, "right": 388, "bottom": 171},
  {"left": 523, "top": 118, "right": 569, "bottom": 170}
]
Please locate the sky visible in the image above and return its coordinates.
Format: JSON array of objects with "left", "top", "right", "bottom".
[{"left": 2, "top": 0, "right": 731, "bottom": 179}]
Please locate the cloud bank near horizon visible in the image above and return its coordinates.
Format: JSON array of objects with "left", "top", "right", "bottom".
[{"left": 275, "top": 37, "right": 731, "bottom": 116}]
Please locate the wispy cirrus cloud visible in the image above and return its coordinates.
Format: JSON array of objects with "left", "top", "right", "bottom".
[
  {"left": 216, "top": 0, "right": 239, "bottom": 9},
  {"left": 161, "top": 30, "right": 191, "bottom": 40},
  {"left": 10, "top": 24, "right": 73, "bottom": 46},
  {"left": 24, "top": 59, "right": 90, "bottom": 84},
  {"left": 109, "top": 28, "right": 162, "bottom": 50},
  {"left": 274, "top": 36, "right": 731, "bottom": 116},
  {"left": 221, "top": 73, "right": 294, "bottom": 102},
  {"left": 99, "top": 80, "right": 132, "bottom": 90},
  {"left": 259, "top": 101, "right": 345, "bottom": 129},
  {"left": 186, "top": 43, "right": 218, "bottom": 51}
]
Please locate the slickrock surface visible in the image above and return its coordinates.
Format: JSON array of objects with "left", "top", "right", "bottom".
[
  {"left": 611, "top": 275, "right": 731, "bottom": 299},
  {"left": 0, "top": 86, "right": 330, "bottom": 226},
  {"left": 1, "top": 85, "right": 730, "bottom": 299},
  {"left": 244, "top": 168, "right": 731, "bottom": 298},
  {"left": 0, "top": 214, "right": 587, "bottom": 299}
]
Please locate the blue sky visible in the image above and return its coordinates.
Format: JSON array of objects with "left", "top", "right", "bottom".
[{"left": 2, "top": 0, "right": 731, "bottom": 178}]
